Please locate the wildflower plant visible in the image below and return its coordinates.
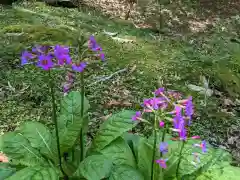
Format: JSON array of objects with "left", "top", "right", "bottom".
[{"left": 0, "top": 36, "right": 238, "bottom": 180}]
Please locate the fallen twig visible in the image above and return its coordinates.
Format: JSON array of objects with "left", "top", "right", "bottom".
[{"left": 87, "top": 68, "right": 128, "bottom": 87}]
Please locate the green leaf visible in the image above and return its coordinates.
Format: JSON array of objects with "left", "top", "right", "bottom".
[
  {"left": 59, "top": 91, "right": 90, "bottom": 129},
  {"left": 109, "top": 165, "right": 144, "bottom": 180},
  {"left": 196, "top": 164, "right": 240, "bottom": 180},
  {"left": 0, "top": 164, "right": 16, "bottom": 179},
  {"left": 123, "top": 132, "right": 141, "bottom": 161},
  {"left": 137, "top": 137, "right": 153, "bottom": 180},
  {"left": 6, "top": 166, "right": 59, "bottom": 180},
  {"left": 100, "top": 137, "right": 136, "bottom": 168},
  {"left": 57, "top": 91, "right": 90, "bottom": 154},
  {"left": 179, "top": 144, "right": 224, "bottom": 179},
  {"left": 74, "top": 155, "right": 113, "bottom": 180},
  {"left": 0, "top": 132, "right": 46, "bottom": 166},
  {"left": 57, "top": 119, "right": 84, "bottom": 155},
  {"left": 90, "top": 110, "right": 138, "bottom": 152},
  {"left": 16, "top": 121, "right": 56, "bottom": 162}
]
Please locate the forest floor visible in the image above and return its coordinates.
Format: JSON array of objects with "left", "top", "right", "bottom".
[{"left": 0, "top": 0, "right": 240, "bottom": 165}]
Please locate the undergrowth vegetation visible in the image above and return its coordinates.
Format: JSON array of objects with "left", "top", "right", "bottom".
[
  {"left": 1, "top": 35, "right": 240, "bottom": 180},
  {"left": 0, "top": 1, "right": 240, "bottom": 179}
]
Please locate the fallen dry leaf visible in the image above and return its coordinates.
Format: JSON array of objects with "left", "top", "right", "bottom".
[{"left": 105, "top": 99, "right": 132, "bottom": 108}]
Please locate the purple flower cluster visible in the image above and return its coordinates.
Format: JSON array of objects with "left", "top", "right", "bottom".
[
  {"left": 132, "top": 87, "right": 207, "bottom": 169},
  {"left": 88, "top": 35, "right": 105, "bottom": 61},
  {"left": 21, "top": 35, "right": 104, "bottom": 71},
  {"left": 142, "top": 97, "right": 168, "bottom": 112},
  {"left": 21, "top": 36, "right": 104, "bottom": 94}
]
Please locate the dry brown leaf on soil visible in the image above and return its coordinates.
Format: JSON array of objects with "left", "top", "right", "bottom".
[{"left": 105, "top": 99, "right": 132, "bottom": 108}]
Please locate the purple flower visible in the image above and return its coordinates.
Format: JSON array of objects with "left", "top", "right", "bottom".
[
  {"left": 201, "top": 140, "right": 207, "bottom": 153},
  {"left": 156, "top": 158, "right": 168, "bottom": 169},
  {"left": 142, "top": 98, "right": 151, "bottom": 107},
  {"left": 132, "top": 111, "right": 141, "bottom": 121},
  {"left": 57, "top": 54, "right": 72, "bottom": 66},
  {"left": 159, "top": 142, "right": 168, "bottom": 154},
  {"left": 142, "top": 97, "right": 167, "bottom": 111},
  {"left": 36, "top": 54, "right": 54, "bottom": 70},
  {"left": 21, "top": 51, "right": 34, "bottom": 65},
  {"left": 54, "top": 45, "right": 69, "bottom": 55},
  {"left": 193, "top": 140, "right": 207, "bottom": 153},
  {"left": 154, "top": 87, "right": 164, "bottom": 96},
  {"left": 99, "top": 53, "right": 105, "bottom": 61},
  {"left": 173, "top": 105, "right": 183, "bottom": 129},
  {"left": 89, "top": 36, "right": 102, "bottom": 51},
  {"left": 191, "top": 136, "right": 201, "bottom": 139},
  {"left": 185, "top": 96, "right": 194, "bottom": 125},
  {"left": 159, "top": 121, "right": 164, "bottom": 127},
  {"left": 178, "top": 118, "right": 187, "bottom": 140},
  {"left": 53, "top": 45, "right": 72, "bottom": 66},
  {"left": 72, "top": 62, "right": 87, "bottom": 72},
  {"left": 63, "top": 83, "right": 72, "bottom": 93},
  {"left": 150, "top": 98, "right": 161, "bottom": 110}
]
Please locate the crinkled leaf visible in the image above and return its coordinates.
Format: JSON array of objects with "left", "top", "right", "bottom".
[
  {"left": 57, "top": 91, "right": 90, "bottom": 155},
  {"left": 100, "top": 137, "right": 136, "bottom": 168},
  {"left": 6, "top": 166, "right": 59, "bottom": 180},
  {"left": 0, "top": 132, "right": 46, "bottom": 166},
  {"left": 109, "top": 165, "right": 144, "bottom": 180},
  {"left": 90, "top": 110, "right": 138, "bottom": 152},
  {"left": 137, "top": 138, "right": 153, "bottom": 180},
  {"left": 74, "top": 155, "right": 113, "bottom": 180},
  {"left": 16, "top": 121, "right": 56, "bottom": 162}
]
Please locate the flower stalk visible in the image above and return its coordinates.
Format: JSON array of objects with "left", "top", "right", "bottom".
[
  {"left": 48, "top": 71, "right": 67, "bottom": 178},
  {"left": 159, "top": 127, "right": 166, "bottom": 180},
  {"left": 176, "top": 140, "right": 186, "bottom": 178},
  {"left": 151, "top": 114, "right": 158, "bottom": 180},
  {"left": 79, "top": 71, "right": 85, "bottom": 162}
]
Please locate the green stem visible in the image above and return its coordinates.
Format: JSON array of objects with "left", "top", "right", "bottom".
[
  {"left": 80, "top": 72, "right": 85, "bottom": 161},
  {"left": 48, "top": 71, "right": 68, "bottom": 179},
  {"left": 176, "top": 140, "right": 186, "bottom": 179},
  {"left": 159, "top": 128, "right": 166, "bottom": 180},
  {"left": 151, "top": 115, "right": 158, "bottom": 180}
]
